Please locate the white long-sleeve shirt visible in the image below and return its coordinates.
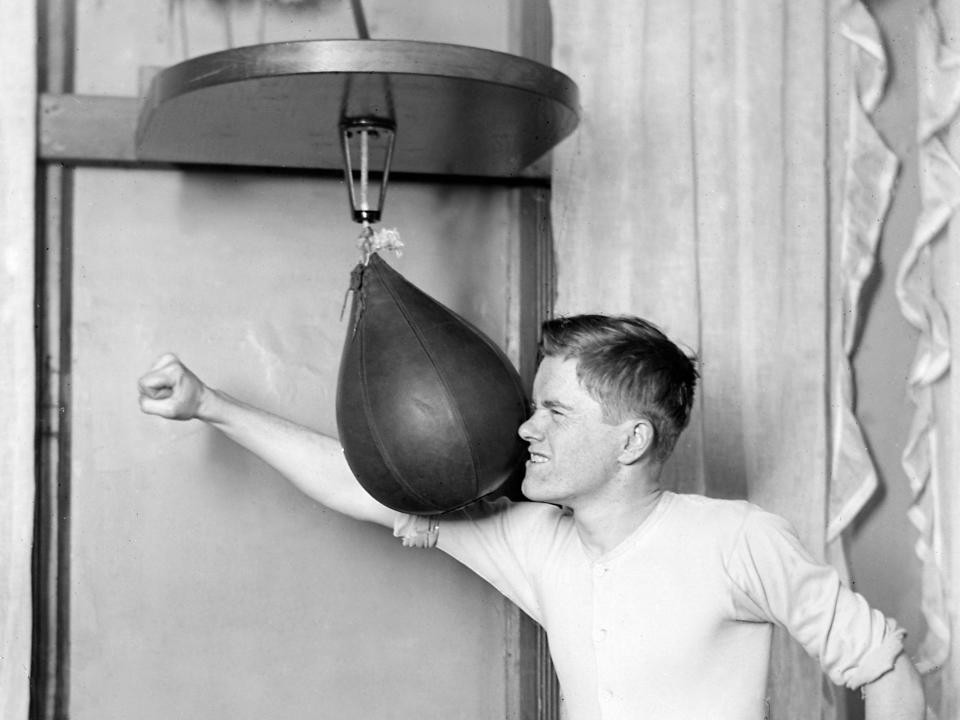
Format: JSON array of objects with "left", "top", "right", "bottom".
[{"left": 398, "top": 491, "right": 904, "bottom": 720}]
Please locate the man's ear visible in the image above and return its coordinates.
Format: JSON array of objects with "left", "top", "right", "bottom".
[{"left": 619, "top": 419, "right": 654, "bottom": 465}]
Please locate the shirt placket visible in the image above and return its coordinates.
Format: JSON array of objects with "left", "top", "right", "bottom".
[{"left": 591, "top": 561, "right": 617, "bottom": 718}]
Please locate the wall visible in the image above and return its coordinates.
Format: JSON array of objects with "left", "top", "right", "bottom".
[
  {"left": 0, "top": 3, "right": 36, "bottom": 720},
  {"left": 65, "top": 2, "right": 527, "bottom": 719}
]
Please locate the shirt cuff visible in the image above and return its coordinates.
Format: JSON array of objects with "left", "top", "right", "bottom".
[
  {"left": 393, "top": 513, "right": 440, "bottom": 548},
  {"left": 842, "top": 618, "right": 907, "bottom": 689}
]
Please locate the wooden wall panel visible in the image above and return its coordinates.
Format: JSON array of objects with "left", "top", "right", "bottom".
[{"left": 68, "top": 168, "right": 517, "bottom": 720}]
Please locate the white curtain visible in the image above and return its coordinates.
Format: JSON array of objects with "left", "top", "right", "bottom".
[
  {"left": 828, "top": 2, "right": 896, "bottom": 563},
  {"left": 549, "top": 0, "right": 873, "bottom": 716},
  {"left": 0, "top": 3, "right": 37, "bottom": 720},
  {"left": 904, "top": 2, "right": 959, "bottom": 717}
]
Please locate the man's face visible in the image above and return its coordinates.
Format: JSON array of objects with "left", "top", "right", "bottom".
[{"left": 518, "top": 356, "right": 626, "bottom": 509}]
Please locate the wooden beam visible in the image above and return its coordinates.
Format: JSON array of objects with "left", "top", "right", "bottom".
[
  {"left": 39, "top": 94, "right": 139, "bottom": 163},
  {"left": 37, "top": 92, "right": 553, "bottom": 180}
]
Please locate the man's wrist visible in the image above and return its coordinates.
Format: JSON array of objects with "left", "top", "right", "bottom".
[{"left": 196, "top": 385, "right": 225, "bottom": 424}]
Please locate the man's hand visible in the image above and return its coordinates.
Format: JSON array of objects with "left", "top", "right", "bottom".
[
  {"left": 136, "top": 352, "right": 395, "bottom": 528},
  {"left": 138, "top": 353, "right": 208, "bottom": 421}
]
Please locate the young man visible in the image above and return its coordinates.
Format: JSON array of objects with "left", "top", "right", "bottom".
[{"left": 138, "top": 314, "right": 925, "bottom": 719}]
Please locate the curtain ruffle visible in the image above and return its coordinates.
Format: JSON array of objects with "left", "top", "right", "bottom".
[
  {"left": 827, "top": 2, "right": 898, "bottom": 550},
  {"left": 896, "top": 1, "right": 960, "bottom": 680}
]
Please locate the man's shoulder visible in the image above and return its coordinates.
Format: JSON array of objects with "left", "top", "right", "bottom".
[
  {"left": 464, "top": 496, "right": 573, "bottom": 526},
  {"left": 665, "top": 492, "right": 782, "bottom": 537},
  {"left": 439, "top": 497, "right": 576, "bottom": 558},
  {"left": 667, "top": 491, "right": 755, "bottom": 520},
  {"left": 666, "top": 492, "right": 797, "bottom": 545}
]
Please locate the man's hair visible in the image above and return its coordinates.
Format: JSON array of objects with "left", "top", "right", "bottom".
[{"left": 540, "top": 314, "right": 699, "bottom": 463}]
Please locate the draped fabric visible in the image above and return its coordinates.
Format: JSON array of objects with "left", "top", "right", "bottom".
[
  {"left": 550, "top": 1, "right": 853, "bottom": 716},
  {"left": 827, "top": 3, "right": 897, "bottom": 559},
  {"left": 0, "top": 3, "right": 37, "bottom": 720},
  {"left": 904, "top": 3, "right": 960, "bottom": 716}
]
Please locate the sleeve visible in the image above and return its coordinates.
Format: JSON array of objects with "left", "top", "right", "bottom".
[
  {"left": 393, "top": 513, "right": 440, "bottom": 548},
  {"left": 395, "top": 498, "right": 562, "bottom": 624},
  {"left": 725, "top": 508, "right": 906, "bottom": 689}
]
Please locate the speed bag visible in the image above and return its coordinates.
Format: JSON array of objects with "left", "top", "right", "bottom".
[{"left": 335, "top": 253, "right": 528, "bottom": 515}]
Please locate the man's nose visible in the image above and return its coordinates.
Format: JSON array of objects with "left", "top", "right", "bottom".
[{"left": 518, "top": 413, "right": 541, "bottom": 442}]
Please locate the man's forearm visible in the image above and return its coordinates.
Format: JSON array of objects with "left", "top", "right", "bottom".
[
  {"left": 200, "top": 388, "right": 396, "bottom": 528},
  {"left": 863, "top": 652, "right": 925, "bottom": 720}
]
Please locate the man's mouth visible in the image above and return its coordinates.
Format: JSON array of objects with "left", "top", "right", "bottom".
[{"left": 527, "top": 452, "right": 549, "bottom": 464}]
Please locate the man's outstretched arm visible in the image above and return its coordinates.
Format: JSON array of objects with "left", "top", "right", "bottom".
[
  {"left": 863, "top": 652, "right": 926, "bottom": 720},
  {"left": 137, "top": 353, "right": 395, "bottom": 529}
]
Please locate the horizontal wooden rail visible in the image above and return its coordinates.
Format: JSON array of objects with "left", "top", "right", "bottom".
[{"left": 37, "top": 93, "right": 552, "bottom": 181}]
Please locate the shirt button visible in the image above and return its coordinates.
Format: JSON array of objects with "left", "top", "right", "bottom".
[
  {"left": 593, "top": 565, "right": 607, "bottom": 578},
  {"left": 593, "top": 628, "right": 607, "bottom": 643}
]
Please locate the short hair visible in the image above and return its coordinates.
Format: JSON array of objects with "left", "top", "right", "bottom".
[{"left": 540, "top": 314, "right": 699, "bottom": 463}]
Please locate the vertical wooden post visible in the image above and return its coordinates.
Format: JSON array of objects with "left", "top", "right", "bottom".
[
  {"left": 508, "top": 3, "right": 561, "bottom": 719},
  {"left": 33, "top": 1, "right": 75, "bottom": 718}
]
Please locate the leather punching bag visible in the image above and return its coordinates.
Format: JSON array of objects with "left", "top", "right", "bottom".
[{"left": 335, "top": 253, "right": 529, "bottom": 515}]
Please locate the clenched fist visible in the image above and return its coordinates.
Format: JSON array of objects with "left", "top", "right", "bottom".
[{"left": 138, "top": 353, "right": 208, "bottom": 421}]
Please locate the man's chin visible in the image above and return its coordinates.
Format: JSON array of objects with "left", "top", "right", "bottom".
[{"left": 520, "top": 475, "right": 550, "bottom": 503}]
